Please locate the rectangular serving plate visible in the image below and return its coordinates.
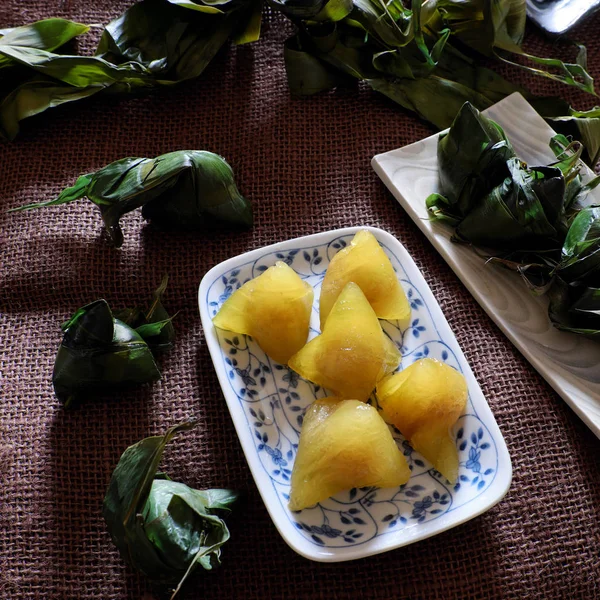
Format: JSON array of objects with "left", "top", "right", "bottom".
[
  {"left": 199, "top": 226, "right": 511, "bottom": 562},
  {"left": 372, "top": 92, "right": 600, "bottom": 439}
]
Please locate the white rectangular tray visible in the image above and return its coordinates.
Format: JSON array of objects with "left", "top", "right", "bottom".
[{"left": 199, "top": 227, "right": 511, "bottom": 562}]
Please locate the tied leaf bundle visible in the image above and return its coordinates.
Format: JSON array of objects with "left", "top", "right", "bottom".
[
  {"left": 53, "top": 276, "right": 175, "bottom": 407},
  {"left": 10, "top": 150, "right": 252, "bottom": 247},
  {"left": 426, "top": 101, "right": 600, "bottom": 338},
  {"left": 0, "top": 0, "right": 262, "bottom": 139},
  {"left": 278, "top": 0, "right": 600, "bottom": 167},
  {"left": 103, "top": 423, "right": 238, "bottom": 599}
]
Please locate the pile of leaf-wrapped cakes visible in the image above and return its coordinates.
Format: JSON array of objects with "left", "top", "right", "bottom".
[{"left": 213, "top": 230, "right": 468, "bottom": 510}]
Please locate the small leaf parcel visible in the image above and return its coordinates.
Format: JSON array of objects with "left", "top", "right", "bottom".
[
  {"left": 103, "top": 423, "right": 238, "bottom": 599},
  {"left": 11, "top": 150, "right": 252, "bottom": 247},
  {"left": 53, "top": 277, "right": 175, "bottom": 407}
]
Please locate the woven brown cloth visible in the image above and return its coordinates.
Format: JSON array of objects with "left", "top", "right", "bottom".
[{"left": 1, "top": 2, "right": 600, "bottom": 599}]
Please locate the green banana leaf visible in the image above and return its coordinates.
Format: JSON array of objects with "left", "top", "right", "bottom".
[
  {"left": 10, "top": 150, "right": 252, "bottom": 248},
  {"left": 0, "top": 45, "right": 155, "bottom": 88},
  {"left": 103, "top": 423, "right": 238, "bottom": 599},
  {"left": 0, "top": 78, "right": 102, "bottom": 140}
]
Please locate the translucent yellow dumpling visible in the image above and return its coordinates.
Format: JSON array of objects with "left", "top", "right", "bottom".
[
  {"left": 213, "top": 261, "right": 313, "bottom": 364},
  {"left": 289, "top": 398, "right": 410, "bottom": 511},
  {"left": 320, "top": 230, "right": 411, "bottom": 329},
  {"left": 288, "top": 282, "right": 400, "bottom": 401},
  {"left": 376, "top": 358, "right": 468, "bottom": 483}
]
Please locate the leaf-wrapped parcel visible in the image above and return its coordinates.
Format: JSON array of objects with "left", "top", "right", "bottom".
[
  {"left": 426, "top": 102, "right": 573, "bottom": 251},
  {"left": 11, "top": 150, "right": 252, "bottom": 247},
  {"left": 425, "top": 100, "right": 600, "bottom": 341},
  {"left": 103, "top": 423, "right": 238, "bottom": 599},
  {"left": 53, "top": 277, "right": 174, "bottom": 407}
]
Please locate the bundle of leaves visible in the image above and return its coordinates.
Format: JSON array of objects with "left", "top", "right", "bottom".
[
  {"left": 277, "top": 0, "right": 600, "bottom": 167},
  {"left": 53, "top": 276, "right": 176, "bottom": 407},
  {"left": 104, "top": 423, "right": 238, "bottom": 599},
  {"left": 0, "top": 0, "right": 262, "bottom": 139},
  {"left": 1, "top": 1, "right": 599, "bottom": 167},
  {"left": 426, "top": 102, "right": 600, "bottom": 338}
]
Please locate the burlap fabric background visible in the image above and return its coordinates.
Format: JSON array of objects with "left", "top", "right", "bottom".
[{"left": 1, "top": 2, "right": 600, "bottom": 599}]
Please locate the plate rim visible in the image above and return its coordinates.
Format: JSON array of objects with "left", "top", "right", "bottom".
[
  {"left": 198, "top": 225, "right": 512, "bottom": 562},
  {"left": 371, "top": 91, "right": 600, "bottom": 440}
]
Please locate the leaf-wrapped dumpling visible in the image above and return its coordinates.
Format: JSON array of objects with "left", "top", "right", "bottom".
[
  {"left": 53, "top": 278, "right": 175, "bottom": 408},
  {"left": 103, "top": 423, "right": 238, "bottom": 598}
]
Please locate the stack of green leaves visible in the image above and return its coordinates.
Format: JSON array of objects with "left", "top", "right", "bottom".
[
  {"left": 278, "top": 0, "right": 600, "bottom": 168},
  {"left": 10, "top": 150, "right": 253, "bottom": 247},
  {"left": 104, "top": 423, "right": 238, "bottom": 599},
  {"left": 0, "top": 0, "right": 262, "bottom": 140},
  {"left": 53, "top": 276, "right": 175, "bottom": 407},
  {"left": 426, "top": 101, "right": 600, "bottom": 338}
]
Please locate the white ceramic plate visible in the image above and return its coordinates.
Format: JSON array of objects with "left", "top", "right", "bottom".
[
  {"left": 199, "top": 226, "right": 512, "bottom": 562},
  {"left": 372, "top": 92, "right": 600, "bottom": 440}
]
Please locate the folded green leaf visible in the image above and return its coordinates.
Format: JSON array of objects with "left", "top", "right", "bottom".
[
  {"left": 0, "top": 45, "right": 155, "bottom": 88},
  {"left": 0, "top": 18, "right": 89, "bottom": 69},
  {"left": 233, "top": 0, "right": 264, "bottom": 44},
  {"left": 1, "top": 1, "right": 261, "bottom": 140},
  {"left": 10, "top": 150, "right": 252, "bottom": 248},
  {"left": 114, "top": 274, "right": 176, "bottom": 353},
  {"left": 435, "top": 102, "right": 514, "bottom": 215},
  {"left": 555, "top": 207, "right": 600, "bottom": 284},
  {"left": 53, "top": 300, "right": 161, "bottom": 408},
  {"left": 284, "top": 35, "right": 352, "bottom": 94},
  {"left": 452, "top": 158, "right": 563, "bottom": 249},
  {"left": 368, "top": 74, "right": 494, "bottom": 130},
  {"left": 96, "top": 0, "right": 243, "bottom": 82},
  {"left": 53, "top": 279, "right": 175, "bottom": 407},
  {"left": 547, "top": 106, "right": 600, "bottom": 170},
  {"left": 548, "top": 278, "right": 600, "bottom": 338},
  {"left": 103, "top": 423, "right": 238, "bottom": 599},
  {"left": 0, "top": 77, "right": 102, "bottom": 140},
  {"left": 434, "top": 0, "right": 524, "bottom": 56}
]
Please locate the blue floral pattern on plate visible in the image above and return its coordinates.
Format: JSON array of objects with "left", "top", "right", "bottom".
[{"left": 199, "top": 227, "right": 511, "bottom": 561}]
